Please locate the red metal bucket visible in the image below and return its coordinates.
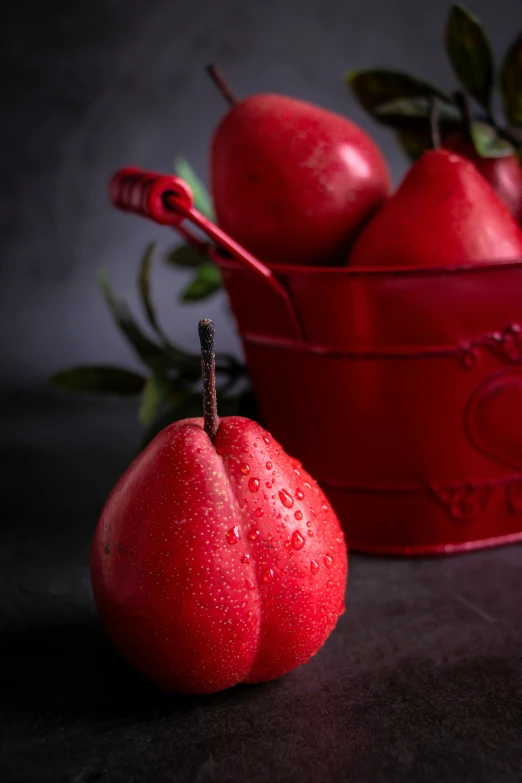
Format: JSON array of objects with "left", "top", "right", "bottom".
[{"left": 110, "top": 167, "right": 522, "bottom": 556}]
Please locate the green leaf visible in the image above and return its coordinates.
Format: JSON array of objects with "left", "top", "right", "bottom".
[
  {"left": 445, "top": 4, "right": 494, "bottom": 111},
  {"left": 166, "top": 243, "right": 209, "bottom": 268},
  {"left": 347, "top": 69, "right": 449, "bottom": 114},
  {"left": 469, "top": 121, "right": 515, "bottom": 158},
  {"left": 180, "top": 262, "right": 222, "bottom": 302},
  {"left": 98, "top": 268, "right": 174, "bottom": 373},
  {"left": 374, "top": 97, "right": 462, "bottom": 133},
  {"left": 395, "top": 130, "right": 433, "bottom": 161},
  {"left": 500, "top": 34, "right": 522, "bottom": 126},
  {"left": 135, "top": 249, "right": 205, "bottom": 372},
  {"left": 49, "top": 365, "right": 146, "bottom": 395},
  {"left": 99, "top": 267, "right": 201, "bottom": 377},
  {"left": 138, "top": 241, "right": 160, "bottom": 333},
  {"left": 138, "top": 372, "right": 184, "bottom": 426},
  {"left": 174, "top": 159, "right": 214, "bottom": 220}
]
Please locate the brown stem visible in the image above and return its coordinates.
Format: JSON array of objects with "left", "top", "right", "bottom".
[
  {"left": 198, "top": 319, "right": 219, "bottom": 440},
  {"left": 452, "top": 90, "right": 473, "bottom": 143},
  {"left": 206, "top": 64, "right": 237, "bottom": 107},
  {"left": 429, "top": 97, "right": 441, "bottom": 150}
]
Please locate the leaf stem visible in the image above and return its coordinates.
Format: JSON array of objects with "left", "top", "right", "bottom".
[
  {"left": 206, "top": 64, "right": 237, "bottom": 107},
  {"left": 429, "top": 97, "right": 441, "bottom": 149},
  {"left": 198, "top": 319, "right": 220, "bottom": 440},
  {"left": 452, "top": 90, "right": 473, "bottom": 142}
]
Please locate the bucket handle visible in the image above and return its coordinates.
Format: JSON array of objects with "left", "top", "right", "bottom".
[{"left": 109, "top": 167, "right": 304, "bottom": 342}]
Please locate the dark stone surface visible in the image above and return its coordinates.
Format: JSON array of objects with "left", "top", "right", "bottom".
[{"left": 2, "top": 390, "right": 522, "bottom": 782}]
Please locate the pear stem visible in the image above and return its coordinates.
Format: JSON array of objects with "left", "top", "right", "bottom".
[
  {"left": 206, "top": 64, "right": 237, "bottom": 107},
  {"left": 198, "top": 319, "right": 219, "bottom": 441},
  {"left": 429, "top": 97, "right": 441, "bottom": 150}
]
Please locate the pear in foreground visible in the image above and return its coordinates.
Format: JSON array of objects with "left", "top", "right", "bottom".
[{"left": 91, "top": 320, "right": 348, "bottom": 694}]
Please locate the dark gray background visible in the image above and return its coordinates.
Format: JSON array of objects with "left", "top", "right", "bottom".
[{"left": 2, "top": 0, "right": 521, "bottom": 391}]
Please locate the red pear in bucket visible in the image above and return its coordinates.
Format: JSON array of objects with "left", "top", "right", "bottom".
[
  {"left": 348, "top": 102, "right": 522, "bottom": 269},
  {"left": 208, "top": 65, "right": 390, "bottom": 267},
  {"left": 443, "top": 93, "right": 522, "bottom": 225},
  {"left": 442, "top": 137, "right": 522, "bottom": 227},
  {"left": 90, "top": 320, "right": 348, "bottom": 695}
]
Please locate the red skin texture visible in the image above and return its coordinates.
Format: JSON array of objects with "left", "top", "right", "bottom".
[
  {"left": 90, "top": 416, "right": 347, "bottom": 695},
  {"left": 444, "top": 134, "right": 522, "bottom": 225},
  {"left": 210, "top": 93, "right": 390, "bottom": 267},
  {"left": 348, "top": 149, "right": 522, "bottom": 269}
]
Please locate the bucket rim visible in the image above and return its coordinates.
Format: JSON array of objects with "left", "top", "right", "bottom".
[{"left": 211, "top": 251, "right": 522, "bottom": 279}]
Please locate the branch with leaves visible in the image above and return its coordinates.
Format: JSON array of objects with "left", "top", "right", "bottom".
[
  {"left": 347, "top": 4, "right": 522, "bottom": 163},
  {"left": 50, "top": 163, "right": 258, "bottom": 444}
]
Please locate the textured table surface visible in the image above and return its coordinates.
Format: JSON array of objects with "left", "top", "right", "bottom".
[{"left": 2, "top": 390, "right": 522, "bottom": 783}]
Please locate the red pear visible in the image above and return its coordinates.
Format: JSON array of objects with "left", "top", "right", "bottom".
[
  {"left": 91, "top": 320, "right": 348, "bottom": 695},
  {"left": 443, "top": 134, "right": 522, "bottom": 225},
  {"left": 348, "top": 149, "right": 522, "bottom": 269},
  {"left": 208, "top": 66, "right": 390, "bottom": 267}
]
